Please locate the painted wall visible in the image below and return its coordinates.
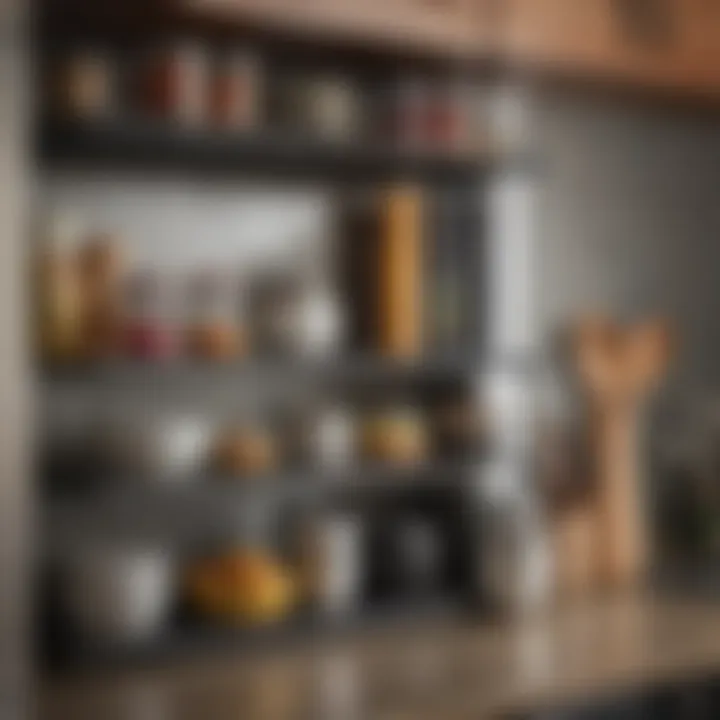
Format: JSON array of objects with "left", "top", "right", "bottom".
[{"left": 532, "top": 90, "right": 720, "bottom": 390}]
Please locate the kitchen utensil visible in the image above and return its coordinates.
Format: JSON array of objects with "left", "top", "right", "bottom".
[{"left": 572, "top": 317, "right": 672, "bottom": 587}]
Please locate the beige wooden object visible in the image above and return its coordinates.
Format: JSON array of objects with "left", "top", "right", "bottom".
[
  {"left": 378, "top": 186, "right": 425, "bottom": 359},
  {"left": 572, "top": 318, "right": 672, "bottom": 588}
]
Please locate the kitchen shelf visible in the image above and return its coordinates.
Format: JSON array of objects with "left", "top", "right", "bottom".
[
  {"left": 43, "top": 355, "right": 479, "bottom": 391},
  {"left": 44, "top": 461, "right": 480, "bottom": 550},
  {"left": 45, "top": 594, "right": 466, "bottom": 675},
  {"left": 39, "top": 118, "right": 497, "bottom": 180}
]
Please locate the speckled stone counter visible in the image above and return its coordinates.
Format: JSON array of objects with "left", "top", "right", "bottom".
[{"left": 39, "top": 593, "right": 720, "bottom": 719}]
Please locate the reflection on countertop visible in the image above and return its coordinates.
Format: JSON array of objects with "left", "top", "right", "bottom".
[{"left": 40, "top": 592, "right": 720, "bottom": 720}]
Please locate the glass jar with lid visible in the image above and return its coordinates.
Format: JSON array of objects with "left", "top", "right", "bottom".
[
  {"left": 184, "top": 270, "right": 243, "bottom": 362},
  {"left": 122, "top": 269, "right": 180, "bottom": 361}
]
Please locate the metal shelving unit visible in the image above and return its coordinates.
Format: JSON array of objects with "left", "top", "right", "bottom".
[
  {"left": 36, "top": 27, "right": 496, "bottom": 673},
  {"left": 40, "top": 118, "right": 496, "bottom": 181}
]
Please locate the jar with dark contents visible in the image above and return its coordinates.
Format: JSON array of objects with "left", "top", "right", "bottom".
[
  {"left": 184, "top": 271, "right": 243, "bottom": 362},
  {"left": 383, "top": 77, "right": 429, "bottom": 152},
  {"left": 135, "top": 41, "right": 209, "bottom": 125},
  {"left": 49, "top": 49, "right": 116, "bottom": 121},
  {"left": 466, "top": 84, "right": 493, "bottom": 154},
  {"left": 210, "top": 51, "right": 262, "bottom": 131},
  {"left": 122, "top": 270, "right": 180, "bottom": 361},
  {"left": 427, "top": 81, "right": 469, "bottom": 154}
]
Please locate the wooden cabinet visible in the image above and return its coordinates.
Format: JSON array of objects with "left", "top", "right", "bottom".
[
  {"left": 52, "top": 0, "right": 720, "bottom": 98},
  {"left": 498, "top": 0, "right": 720, "bottom": 97},
  {"left": 185, "top": 0, "right": 493, "bottom": 54}
]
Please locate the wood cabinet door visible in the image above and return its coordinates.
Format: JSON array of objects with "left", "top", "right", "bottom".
[
  {"left": 661, "top": 0, "right": 720, "bottom": 94},
  {"left": 499, "top": 0, "right": 720, "bottom": 96},
  {"left": 500, "top": 0, "right": 638, "bottom": 74},
  {"left": 169, "top": 0, "right": 720, "bottom": 95},
  {"left": 185, "top": 0, "right": 488, "bottom": 53}
]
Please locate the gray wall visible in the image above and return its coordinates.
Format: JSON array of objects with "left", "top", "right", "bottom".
[{"left": 532, "top": 90, "right": 720, "bottom": 389}]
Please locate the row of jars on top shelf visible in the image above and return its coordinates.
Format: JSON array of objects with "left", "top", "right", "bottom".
[
  {"left": 47, "top": 40, "right": 495, "bottom": 154},
  {"left": 37, "top": 216, "right": 345, "bottom": 366}
]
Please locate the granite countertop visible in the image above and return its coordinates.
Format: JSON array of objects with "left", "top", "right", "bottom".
[{"left": 39, "top": 593, "right": 720, "bottom": 720}]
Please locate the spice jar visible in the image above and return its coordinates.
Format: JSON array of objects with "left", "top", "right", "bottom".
[
  {"left": 96, "top": 409, "right": 213, "bottom": 481},
  {"left": 361, "top": 405, "right": 429, "bottom": 467},
  {"left": 293, "top": 274, "right": 345, "bottom": 359},
  {"left": 285, "top": 403, "right": 357, "bottom": 471},
  {"left": 431, "top": 395, "right": 487, "bottom": 459},
  {"left": 49, "top": 50, "right": 116, "bottom": 121},
  {"left": 382, "top": 77, "right": 429, "bottom": 151},
  {"left": 35, "top": 214, "right": 85, "bottom": 364},
  {"left": 212, "top": 421, "right": 279, "bottom": 478},
  {"left": 311, "top": 406, "right": 356, "bottom": 470},
  {"left": 184, "top": 271, "right": 243, "bottom": 362},
  {"left": 78, "top": 232, "right": 125, "bottom": 361},
  {"left": 210, "top": 51, "right": 262, "bottom": 131},
  {"left": 122, "top": 270, "right": 180, "bottom": 361},
  {"left": 298, "top": 513, "right": 364, "bottom": 615},
  {"left": 286, "top": 75, "right": 361, "bottom": 142},
  {"left": 136, "top": 41, "right": 209, "bottom": 125},
  {"left": 248, "top": 272, "right": 301, "bottom": 357},
  {"left": 427, "top": 80, "right": 469, "bottom": 154}
]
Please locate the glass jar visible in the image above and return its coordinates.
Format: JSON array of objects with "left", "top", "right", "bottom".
[
  {"left": 78, "top": 232, "right": 125, "bottom": 361},
  {"left": 136, "top": 41, "right": 209, "bottom": 125},
  {"left": 184, "top": 271, "right": 242, "bottom": 362},
  {"left": 35, "top": 214, "right": 85, "bottom": 364},
  {"left": 212, "top": 419, "right": 280, "bottom": 479},
  {"left": 361, "top": 404, "right": 429, "bottom": 467},
  {"left": 386, "top": 76, "right": 429, "bottom": 151},
  {"left": 293, "top": 276, "right": 345, "bottom": 359},
  {"left": 50, "top": 49, "right": 116, "bottom": 121},
  {"left": 122, "top": 269, "right": 180, "bottom": 361},
  {"left": 248, "top": 271, "right": 302, "bottom": 357},
  {"left": 210, "top": 51, "right": 262, "bottom": 131},
  {"left": 427, "top": 80, "right": 469, "bottom": 154}
]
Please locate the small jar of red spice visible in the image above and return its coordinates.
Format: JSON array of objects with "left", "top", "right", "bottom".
[
  {"left": 135, "top": 41, "right": 209, "bottom": 126},
  {"left": 122, "top": 270, "right": 180, "bottom": 361},
  {"left": 209, "top": 51, "right": 262, "bottom": 131},
  {"left": 426, "top": 80, "right": 469, "bottom": 154}
]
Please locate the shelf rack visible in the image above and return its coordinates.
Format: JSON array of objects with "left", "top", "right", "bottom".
[{"left": 36, "top": 18, "right": 498, "bottom": 672}]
